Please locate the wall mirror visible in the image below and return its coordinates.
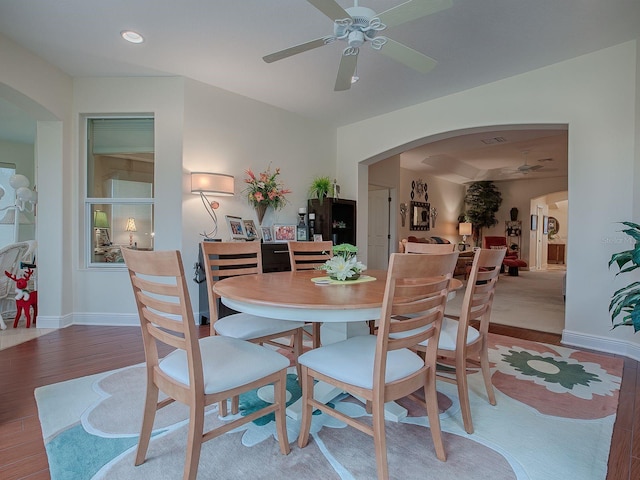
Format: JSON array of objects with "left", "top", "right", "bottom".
[{"left": 410, "top": 201, "right": 430, "bottom": 231}]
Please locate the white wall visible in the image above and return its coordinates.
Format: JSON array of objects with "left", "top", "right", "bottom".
[
  {"left": 0, "top": 33, "right": 72, "bottom": 322},
  {"left": 338, "top": 41, "right": 640, "bottom": 359}
]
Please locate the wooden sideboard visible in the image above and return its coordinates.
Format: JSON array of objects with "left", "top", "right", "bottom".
[{"left": 548, "top": 243, "right": 565, "bottom": 264}]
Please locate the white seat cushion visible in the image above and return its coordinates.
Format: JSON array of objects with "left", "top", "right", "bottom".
[
  {"left": 214, "top": 312, "right": 305, "bottom": 339},
  {"left": 298, "top": 335, "right": 424, "bottom": 390},
  {"left": 432, "top": 317, "right": 480, "bottom": 351},
  {"left": 159, "top": 336, "right": 290, "bottom": 394}
]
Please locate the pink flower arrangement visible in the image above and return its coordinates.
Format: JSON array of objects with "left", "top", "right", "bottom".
[{"left": 244, "top": 165, "right": 291, "bottom": 210}]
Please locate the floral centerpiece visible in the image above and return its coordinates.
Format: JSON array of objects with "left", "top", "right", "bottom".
[
  {"left": 319, "top": 243, "right": 366, "bottom": 281},
  {"left": 244, "top": 165, "right": 291, "bottom": 223}
]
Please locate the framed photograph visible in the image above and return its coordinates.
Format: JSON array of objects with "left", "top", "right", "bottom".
[
  {"left": 260, "top": 226, "right": 273, "bottom": 243},
  {"left": 543, "top": 215, "right": 549, "bottom": 235},
  {"left": 243, "top": 219, "right": 258, "bottom": 241},
  {"left": 313, "top": 234, "right": 323, "bottom": 242},
  {"left": 273, "top": 224, "right": 296, "bottom": 243},
  {"left": 530, "top": 214, "right": 538, "bottom": 231},
  {"left": 296, "top": 225, "right": 308, "bottom": 241},
  {"left": 225, "top": 215, "right": 246, "bottom": 240}
]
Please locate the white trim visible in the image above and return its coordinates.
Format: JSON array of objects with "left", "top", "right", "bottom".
[{"left": 562, "top": 329, "right": 640, "bottom": 362}]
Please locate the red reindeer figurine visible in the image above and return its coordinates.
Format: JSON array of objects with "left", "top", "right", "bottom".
[{"left": 5, "top": 268, "right": 38, "bottom": 328}]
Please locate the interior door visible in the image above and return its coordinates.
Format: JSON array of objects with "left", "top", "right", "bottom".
[{"left": 367, "top": 188, "right": 390, "bottom": 270}]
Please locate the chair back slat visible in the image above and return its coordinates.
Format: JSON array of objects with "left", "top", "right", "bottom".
[
  {"left": 287, "top": 241, "right": 333, "bottom": 271},
  {"left": 375, "top": 252, "right": 459, "bottom": 378},
  {"left": 403, "top": 241, "right": 456, "bottom": 254}
]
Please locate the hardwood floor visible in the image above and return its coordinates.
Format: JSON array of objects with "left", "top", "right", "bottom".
[{"left": 0, "top": 324, "right": 637, "bottom": 479}]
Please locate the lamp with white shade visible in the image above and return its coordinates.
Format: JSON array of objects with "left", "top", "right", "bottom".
[
  {"left": 459, "top": 222, "right": 473, "bottom": 251},
  {"left": 125, "top": 217, "right": 137, "bottom": 247},
  {"left": 190, "top": 172, "right": 235, "bottom": 239}
]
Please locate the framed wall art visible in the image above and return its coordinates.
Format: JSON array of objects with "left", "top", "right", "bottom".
[
  {"left": 530, "top": 214, "right": 538, "bottom": 231},
  {"left": 225, "top": 215, "right": 246, "bottom": 240},
  {"left": 273, "top": 224, "right": 296, "bottom": 243},
  {"left": 543, "top": 215, "right": 549, "bottom": 235}
]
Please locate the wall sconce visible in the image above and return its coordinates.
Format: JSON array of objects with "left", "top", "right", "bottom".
[
  {"left": 399, "top": 203, "right": 407, "bottom": 227},
  {"left": 125, "top": 217, "right": 137, "bottom": 247},
  {"left": 459, "top": 222, "right": 472, "bottom": 251},
  {"left": 430, "top": 207, "right": 438, "bottom": 227},
  {"left": 191, "top": 172, "right": 235, "bottom": 239}
]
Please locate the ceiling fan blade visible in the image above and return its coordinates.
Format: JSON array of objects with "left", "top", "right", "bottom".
[
  {"left": 307, "top": 0, "right": 351, "bottom": 22},
  {"left": 377, "top": 0, "right": 453, "bottom": 29},
  {"left": 334, "top": 52, "right": 358, "bottom": 91},
  {"left": 263, "top": 37, "right": 331, "bottom": 63},
  {"left": 377, "top": 38, "right": 437, "bottom": 73}
]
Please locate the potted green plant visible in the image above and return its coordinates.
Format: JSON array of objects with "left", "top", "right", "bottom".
[
  {"left": 609, "top": 221, "right": 640, "bottom": 332},
  {"left": 308, "top": 175, "right": 331, "bottom": 204}
]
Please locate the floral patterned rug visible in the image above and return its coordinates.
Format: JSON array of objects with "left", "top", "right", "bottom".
[{"left": 35, "top": 334, "right": 622, "bottom": 479}]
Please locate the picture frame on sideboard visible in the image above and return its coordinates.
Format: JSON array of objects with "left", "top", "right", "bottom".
[{"left": 225, "top": 215, "right": 246, "bottom": 240}]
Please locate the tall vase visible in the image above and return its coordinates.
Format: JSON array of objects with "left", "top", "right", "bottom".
[{"left": 255, "top": 204, "right": 268, "bottom": 225}]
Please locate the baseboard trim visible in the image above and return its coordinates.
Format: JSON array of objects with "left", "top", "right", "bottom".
[
  {"left": 36, "top": 311, "right": 205, "bottom": 328},
  {"left": 562, "top": 329, "right": 640, "bottom": 362}
]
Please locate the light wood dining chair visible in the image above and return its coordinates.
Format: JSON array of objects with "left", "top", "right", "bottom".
[
  {"left": 298, "top": 251, "right": 459, "bottom": 479},
  {"left": 418, "top": 247, "right": 506, "bottom": 434},
  {"left": 122, "top": 249, "right": 290, "bottom": 480},
  {"left": 287, "top": 240, "right": 333, "bottom": 348},
  {"left": 201, "top": 241, "right": 305, "bottom": 410}
]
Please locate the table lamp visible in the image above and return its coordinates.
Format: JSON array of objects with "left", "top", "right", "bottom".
[
  {"left": 459, "top": 222, "right": 472, "bottom": 251},
  {"left": 191, "top": 172, "right": 235, "bottom": 239},
  {"left": 125, "top": 217, "right": 137, "bottom": 247},
  {"left": 93, "top": 210, "right": 110, "bottom": 246}
]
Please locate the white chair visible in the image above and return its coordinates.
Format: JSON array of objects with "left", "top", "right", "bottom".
[
  {"left": 122, "top": 248, "right": 290, "bottom": 480},
  {"left": 0, "top": 241, "right": 35, "bottom": 329},
  {"left": 297, "top": 251, "right": 459, "bottom": 479}
]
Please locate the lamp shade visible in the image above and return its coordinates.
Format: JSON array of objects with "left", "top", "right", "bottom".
[
  {"left": 125, "top": 217, "right": 137, "bottom": 232},
  {"left": 191, "top": 172, "right": 234, "bottom": 196},
  {"left": 459, "top": 222, "right": 473, "bottom": 236},
  {"left": 93, "top": 210, "right": 110, "bottom": 229}
]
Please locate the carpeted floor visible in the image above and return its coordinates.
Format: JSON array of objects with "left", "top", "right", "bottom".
[
  {"left": 35, "top": 333, "right": 619, "bottom": 480},
  {"left": 447, "top": 268, "right": 566, "bottom": 334}
]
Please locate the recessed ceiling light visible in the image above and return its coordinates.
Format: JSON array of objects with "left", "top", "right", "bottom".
[{"left": 121, "top": 30, "right": 144, "bottom": 44}]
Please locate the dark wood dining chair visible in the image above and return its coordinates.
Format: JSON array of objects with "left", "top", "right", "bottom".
[
  {"left": 122, "top": 248, "right": 290, "bottom": 480},
  {"left": 287, "top": 240, "right": 333, "bottom": 348},
  {"left": 297, "top": 251, "right": 459, "bottom": 479}
]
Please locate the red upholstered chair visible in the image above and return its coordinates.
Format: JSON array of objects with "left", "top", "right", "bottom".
[{"left": 482, "top": 236, "right": 527, "bottom": 275}]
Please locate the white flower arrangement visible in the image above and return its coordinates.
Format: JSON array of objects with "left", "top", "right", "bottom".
[{"left": 319, "top": 243, "right": 366, "bottom": 281}]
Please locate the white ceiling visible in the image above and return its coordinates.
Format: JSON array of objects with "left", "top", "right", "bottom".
[{"left": 0, "top": 0, "right": 637, "bottom": 180}]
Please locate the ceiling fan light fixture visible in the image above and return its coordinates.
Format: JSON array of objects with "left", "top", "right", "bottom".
[{"left": 121, "top": 30, "right": 144, "bottom": 44}]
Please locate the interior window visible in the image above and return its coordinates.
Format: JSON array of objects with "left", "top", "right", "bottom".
[{"left": 86, "top": 117, "right": 154, "bottom": 266}]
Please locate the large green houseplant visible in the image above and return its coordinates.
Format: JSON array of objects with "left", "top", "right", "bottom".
[
  {"left": 609, "top": 221, "right": 640, "bottom": 332},
  {"left": 463, "top": 181, "right": 503, "bottom": 246}
]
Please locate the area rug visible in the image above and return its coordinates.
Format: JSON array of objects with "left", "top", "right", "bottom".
[{"left": 35, "top": 334, "right": 622, "bottom": 480}]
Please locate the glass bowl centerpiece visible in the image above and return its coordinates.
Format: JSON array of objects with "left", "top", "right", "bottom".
[{"left": 319, "top": 243, "right": 366, "bottom": 281}]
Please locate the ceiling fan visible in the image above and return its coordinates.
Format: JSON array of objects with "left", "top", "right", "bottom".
[
  {"left": 503, "top": 151, "right": 546, "bottom": 176},
  {"left": 262, "top": 0, "right": 453, "bottom": 91}
]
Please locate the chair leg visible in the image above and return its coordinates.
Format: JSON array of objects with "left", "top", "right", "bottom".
[
  {"left": 456, "top": 359, "right": 474, "bottom": 434},
  {"left": 372, "top": 398, "right": 389, "bottom": 480},
  {"left": 293, "top": 329, "right": 303, "bottom": 381},
  {"left": 182, "top": 401, "right": 205, "bottom": 480},
  {"left": 312, "top": 323, "right": 321, "bottom": 349},
  {"left": 297, "top": 366, "right": 314, "bottom": 448},
  {"left": 425, "top": 366, "right": 446, "bottom": 461},
  {"left": 135, "top": 381, "right": 160, "bottom": 466},
  {"left": 231, "top": 395, "right": 239, "bottom": 415},
  {"left": 218, "top": 400, "right": 228, "bottom": 417},
  {"left": 479, "top": 342, "right": 496, "bottom": 406},
  {"left": 273, "top": 370, "right": 291, "bottom": 455}
]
